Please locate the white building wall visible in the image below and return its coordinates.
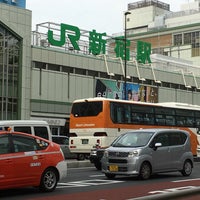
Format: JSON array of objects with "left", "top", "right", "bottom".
[
  {"left": 127, "top": 6, "right": 167, "bottom": 29},
  {"left": 31, "top": 69, "right": 94, "bottom": 103},
  {"left": 165, "top": 12, "right": 200, "bottom": 28},
  {"left": 181, "top": 1, "right": 200, "bottom": 11}
]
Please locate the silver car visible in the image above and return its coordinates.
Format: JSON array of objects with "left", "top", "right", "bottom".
[{"left": 101, "top": 129, "right": 193, "bottom": 180}]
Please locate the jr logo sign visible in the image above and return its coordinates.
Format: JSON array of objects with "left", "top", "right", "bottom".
[
  {"left": 48, "top": 23, "right": 81, "bottom": 50},
  {"left": 47, "top": 23, "right": 151, "bottom": 63}
]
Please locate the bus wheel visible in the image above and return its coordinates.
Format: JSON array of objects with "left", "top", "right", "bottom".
[{"left": 77, "top": 153, "right": 85, "bottom": 160}]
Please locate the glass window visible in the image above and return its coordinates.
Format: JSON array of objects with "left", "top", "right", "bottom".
[
  {"left": 131, "top": 105, "right": 154, "bottom": 125},
  {"left": 152, "top": 133, "right": 169, "bottom": 147},
  {"left": 12, "top": 134, "right": 48, "bottom": 152},
  {"left": 169, "top": 132, "right": 187, "bottom": 146},
  {"left": 52, "top": 136, "right": 69, "bottom": 145},
  {"left": 0, "top": 135, "right": 9, "bottom": 154},
  {"left": 174, "top": 34, "right": 182, "bottom": 46},
  {"left": 48, "top": 64, "right": 60, "bottom": 71},
  {"left": 154, "top": 107, "right": 175, "bottom": 126},
  {"left": 0, "top": 24, "right": 21, "bottom": 120},
  {"left": 112, "top": 131, "right": 154, "bottom": 148},
  {"left": 184, "top": 33, "right": 191, "bottom": 45},
  {"left": 14, "top": 126, "right": 32, "bottom": 134},
  {"left": 110, "top": 102, "right": 154, "bottom": 125},
  {"left": 34, "top": 61, "right": 46, "bottom": 69},
  {"left": 176, "top": 109, "right": 194, "bottom": 127},
  {"left": 72, "top": 101, "right": 103, "bottom": 117},
  {"left": 34, "top": 127, "right": 49, "bottom": 140}
]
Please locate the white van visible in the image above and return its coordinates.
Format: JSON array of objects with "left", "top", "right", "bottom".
[{"left": 0, "top": 120, "right": 52, "bottom": 141}]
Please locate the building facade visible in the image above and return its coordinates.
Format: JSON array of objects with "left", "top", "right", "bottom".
[
  {"left": 1, "top": 1, "right": 200, "bottom": 135},
  {"left": 125, "top": 0, "right": 200, "bottom": 65}
]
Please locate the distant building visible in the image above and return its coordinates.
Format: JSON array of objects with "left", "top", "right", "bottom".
[{"left": 123, "top": 0, "right": 200, "bottom": 66}]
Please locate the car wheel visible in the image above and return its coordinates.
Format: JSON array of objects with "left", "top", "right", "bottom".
[
  {"left": 39, "top": 168, "right": 58, "bottom": 192},
  {"left": 181, "top": 160, "right": 192, "bottom": 176},
  {"left": 105, "top": 173, "right": 116, "bottom": 179},
  {"left": 139, "top": 162, "right": 151, "bottom": 180},
  {"left": 77, "top": 153, "right": 85, "bottom": 160}
]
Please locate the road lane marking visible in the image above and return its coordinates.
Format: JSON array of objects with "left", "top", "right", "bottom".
[
  {"left": 172, "top": 178, "right": 200, "bottom": 183},
  {"left": 57, "top": 179, "right": 124, "bottom": 188},
  {"left": 149, "top": 186, "right": 197, "bottom": 194},
  {"left": 89, "top": 174, "right": 105, "bottom": 177}
]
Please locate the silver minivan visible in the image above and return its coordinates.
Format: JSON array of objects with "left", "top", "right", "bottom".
[{"left": 101, "top": 129, "right": 193, "bottom": 180}]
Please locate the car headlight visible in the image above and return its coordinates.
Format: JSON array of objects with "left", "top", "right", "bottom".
[
  {"left": 128, "top": 150, "right": 139, "bottom": 157},
  {"left": 103, "top": 150, "right": 108, "bottom": 158}
]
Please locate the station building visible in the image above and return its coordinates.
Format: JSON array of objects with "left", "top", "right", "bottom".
[{"left": 1, "top": 0, "right": 200, "bottom": 134}]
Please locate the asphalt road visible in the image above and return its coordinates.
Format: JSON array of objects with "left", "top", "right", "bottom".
[{"left": 1, "top": 162, "right": 200, "bottom": 200}]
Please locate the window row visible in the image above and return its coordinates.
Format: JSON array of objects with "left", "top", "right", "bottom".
[{"left": 110, "top": 102, "right": 200, "bottom": 127}]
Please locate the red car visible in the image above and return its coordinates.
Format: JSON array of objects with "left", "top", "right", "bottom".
[{"left": 0, "top": 130, "right": 67, "bottom": 192}]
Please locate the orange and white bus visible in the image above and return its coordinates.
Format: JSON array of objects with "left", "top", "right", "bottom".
[{"left": 69, "top": 97, "right": 200, "bottom": 160}]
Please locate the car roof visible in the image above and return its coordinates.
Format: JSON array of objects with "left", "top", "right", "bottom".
[
  {"left": 0, "top": 120, "right": 48, "bottom": 126},
  {"left": 0, "top": 131, "right": 51, "bottom": 142},
  {"left": 126, "top": 128, "right": 188, "bottom": 134}
]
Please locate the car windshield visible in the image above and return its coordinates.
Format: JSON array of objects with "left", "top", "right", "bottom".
[{"left": 112, "top": 131, "right": 154, "bottom": 147}]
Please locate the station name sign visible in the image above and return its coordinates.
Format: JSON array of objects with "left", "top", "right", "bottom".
[{"left": 47, "top": 23, "right": 151, "bottom": 64}]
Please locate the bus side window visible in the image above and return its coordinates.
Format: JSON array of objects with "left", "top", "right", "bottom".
[
  {"left": 132, "top": 113, "right": 140, "bottom": 124},
  {"left": 196, "top": 118, "right": 200, "bottom": 126},
  {"left": 155, "top": 115, "right": 166, "bottom": 125},
  {"left": 117, "top": 106, "right": 126, "bottom": 123},
  {"left": 176, "top": 116, "right": 184, "bottom": 126},
  {"left": 125, "top": 105, "right": 131, "bottom": 123},
  {"left": 186, "top": 117, "right": 194, "bottom": 127},
  {"left": 165, "top": 116, "right": 175, "bottom": 126}
]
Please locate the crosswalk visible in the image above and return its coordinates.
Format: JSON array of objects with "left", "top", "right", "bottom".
[{"left": 57, "top": 179, "right": 124, "bottom": 188}]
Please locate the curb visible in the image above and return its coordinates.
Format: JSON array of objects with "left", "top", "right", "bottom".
[{"left": 67, "top": 159, "right": 93, "bottom": 168}]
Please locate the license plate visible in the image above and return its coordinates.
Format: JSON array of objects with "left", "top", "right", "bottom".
[
  {"left": 109, "top": 165, "right": 118, "bottom": 172},
  {"left": 81, "top": 139, "right": 89, "bottom": 144}
]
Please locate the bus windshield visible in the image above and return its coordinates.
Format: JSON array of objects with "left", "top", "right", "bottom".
[{"left": 71, "top": 101, "right": 103, "bottom": 117}]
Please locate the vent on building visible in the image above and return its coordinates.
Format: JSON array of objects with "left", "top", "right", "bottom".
[{"left": 11, "top": 0, "right": 17, "bottom": 3}]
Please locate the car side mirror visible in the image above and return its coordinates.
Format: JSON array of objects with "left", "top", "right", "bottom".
[{"left": 152, "top": 142, "right": 162, "bottom": 151}]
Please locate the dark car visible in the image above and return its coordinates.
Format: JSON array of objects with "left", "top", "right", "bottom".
[{"left": 52, "top": 135, "right": 77, "bottom": 159}]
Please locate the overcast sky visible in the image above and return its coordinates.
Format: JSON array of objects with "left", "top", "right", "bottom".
[{"left": 26, "top": 0, "right": 190, "bottom": 35}]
